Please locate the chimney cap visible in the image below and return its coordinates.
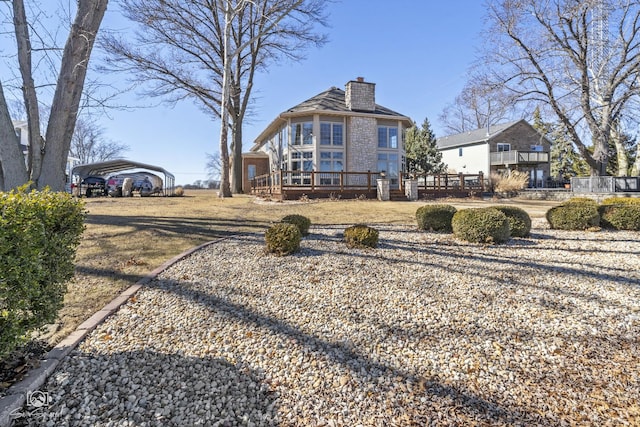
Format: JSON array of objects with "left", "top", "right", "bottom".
[{"left": 356, "top": 77, "right": 364, "bottom": 82}]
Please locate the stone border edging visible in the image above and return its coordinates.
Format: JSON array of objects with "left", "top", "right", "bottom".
[{"left": 0, "top": 239, "right": 225, "bottom": 427}]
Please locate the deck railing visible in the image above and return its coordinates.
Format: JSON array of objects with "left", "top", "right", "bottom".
[
  {"left": 571, "top": 176, "right": 640, "bottom": 193},
  {"left": 490, "top": 151, "right": 549, "bottom": 166},
  {"left": 252, "top": 170, "right": 486, "bottom": 195},
  {"left": 399, "top": 172, "right": 486, "bottom": 192},
  {"left": 251, "top": 170, "right": 384, "bottom": 195}
]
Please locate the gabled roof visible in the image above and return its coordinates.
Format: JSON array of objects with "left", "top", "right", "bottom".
[
  {"left": 436, "top": 120, "right": 524, "bottom": 149},
  {"left": 251, "top": 86, "right": 411, "bottom": 151}
]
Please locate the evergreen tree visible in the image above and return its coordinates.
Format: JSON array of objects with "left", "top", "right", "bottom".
[
  {"left": 405, "top": 118, "right": 446, "bottom": 175},
  {"left": 532, "top": 107, "right": 579, "bottom": 181}
]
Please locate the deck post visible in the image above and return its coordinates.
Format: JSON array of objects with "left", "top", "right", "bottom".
[
  {"left": 367, "top": 170, "right": 371, "bottom": 191},
  {"left": 459, "top": 173, "right": 465, "bottom": 190},
  {"left": 311, "top": 170, "right": 315, "bottom": 191},
  {"left": 340, "top": 171, "right": 344, "bottom": 191}
]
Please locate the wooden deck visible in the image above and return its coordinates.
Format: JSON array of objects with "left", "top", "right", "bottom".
[{"left": 251, "top": 171, "right": 486, "bottom": 200}]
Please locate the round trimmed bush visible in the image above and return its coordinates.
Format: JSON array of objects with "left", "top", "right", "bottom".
[
  {"left": 344, "top": 224, "right": 379, "bottom": 248},
  {"left": 452, "top": 208, "right": 511, "bottom": 244},
  {"left": 492, "top": 205, "right": 532, "bottom": 237},
  {"left": 265, "top": 223, "right": 301, "bottom": 256},
  {"left": 416, "top": 204, "right": 457, "bottom": 232},
  {"left": 546, "top": 200, "right": 600, "bottom": 230},
  {"left": 598, "top": 200, "right": 640, "bottom": 230},
  {"left": 281, "top": 214, "right": 311, "bottom": 236}
]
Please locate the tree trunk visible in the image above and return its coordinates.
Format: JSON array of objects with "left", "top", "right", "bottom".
[
  {"left": 0, "top": 81, "right": 29, "bottom": 191},
  {"left": 230, "top": 102, "right": 243, "bottom": 194},
  {"left": 13, "top": 0, "right": 44, "bottom": 184},
  {"left": 217, "top": 2, "right": 233, "bottom": 198},
  {"left": 611, "top": 127, "right": 629, "bottom": 176},
  {"left": 37, "top": 0, "right": 108, "bottom": 191}
]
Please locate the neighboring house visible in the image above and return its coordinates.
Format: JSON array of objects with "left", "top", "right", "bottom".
[
  {"left": 12, "top": 120, "right": 80, "bottom": 186},
  {"left": 436, "top": 120, "right": 551, "bottom": 187},
  {"left": 245, "top": 78, "right": 413, "bottom": 193}
]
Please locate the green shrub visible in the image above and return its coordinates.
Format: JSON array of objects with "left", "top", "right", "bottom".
[
  {"left": 601, "top": 197, "right": 640, "bottom": 205},
  {"left": 265, "top": 223, "right": 301, "bottom": 256},
  {"left": 0, "top": 187, "right": 86, "bottom": 359},
  {"left": 492, "top": 205, "right": 532, "bottom": 237},
  {"left": 546, "top": 200, "right": 600, "bottom": 230},
  {"left": 565, "top": 197, "right": 598, "bottom": 206},
  {"left": 415, "top": 204, "right": 457, "bottom": 232},
  {"left": 344, "top": 224, "right": 379, "bottom": 248},
  {"left": 598, "top": 202, "right": 640, "bottom": 230},
  {"left": 281, "top": 214, "right": 311, "bottom": 236},
  {"left": 452, "top": 208, "right": 511, "bottom": 244}
]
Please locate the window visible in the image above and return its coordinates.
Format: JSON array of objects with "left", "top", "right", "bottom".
[
  {"left": 319, "top": 151, "right": 343, "bottom": 185},
  {"left": 248, "top": 165, "right": 257, "bottom": 180},
  {"left": 377, "top": 153, "right": 399, "bottom": 184},
  {"left": 497, "top": 143, "right": 511, "bottom": 152},
  {"left": 458, "top": 148, "right": 463, "bottom": 157},
  {"left": 530, "top": 145, "right": 543, "bottom": 152},
  {"left": 378, "top": 126, "right": 398, "bottom": 148},
  {"left": 293, "top": 122, "right": 313, "bottom": 145},
  {"left": 320, "top": 123, "right": 343, "bottom": 146},
  {"left": 290, "top": 151, "right": 313, "bottom": 184}
]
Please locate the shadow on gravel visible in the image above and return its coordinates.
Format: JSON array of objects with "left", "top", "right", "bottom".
[
  {"left": 85, "top": 215, "right": 270, "bottom": 240},
  {"left": 144, "top": 277, "right": 558, "bottom": 426},
  {"left": 22, "top": 350, "right": 277, "bottom": 427}
]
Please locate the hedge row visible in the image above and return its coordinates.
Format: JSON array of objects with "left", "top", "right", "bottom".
[
  {"left": 1, "top": 187, "right": 86, "bottom": 359},
  {"left": 547, "top": 197, "right": 640, "bottom": 231},
  {"left": 416, "top": 204, "right": 532, "bottom": 244}
]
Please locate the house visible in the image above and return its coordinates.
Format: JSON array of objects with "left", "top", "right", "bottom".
[
  {"left": 436, "top": 120, "right": 551, "bottom": 187},
  {"left": 245, "top": 78, "right": 413, "bottom": 197},
  {"left": 12, "top": 120, "right": 80, "bottom": 186}
]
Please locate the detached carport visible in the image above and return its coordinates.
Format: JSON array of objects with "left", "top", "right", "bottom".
[{"left": 72, "top": 159, "right": 175, "bottom": 196}]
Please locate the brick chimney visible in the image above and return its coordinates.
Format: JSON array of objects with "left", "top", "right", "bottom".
[{"left": 345, "top": 77, "right": 375, "bottom": 112}]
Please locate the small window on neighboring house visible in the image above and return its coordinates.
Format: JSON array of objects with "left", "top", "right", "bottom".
[
  {"left": 497, "top": 143, "right": 510, "bottom": 152},
  {"left": 530, "top": 145, "right": 543, "bottom": 152},
  {"left": 458, "top": 148, "right": 463, "bottom": 157},
  {"left": 248, "top": 165, "right": 257, "bottom": 180}
]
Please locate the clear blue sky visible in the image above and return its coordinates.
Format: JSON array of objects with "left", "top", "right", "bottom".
[{"left": 99, "top": 1, "right": 487, "bottom": 186}]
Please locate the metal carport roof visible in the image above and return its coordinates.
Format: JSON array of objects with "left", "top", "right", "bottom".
[{"left": 72, "top": 159, "right": 175, "bottom": 196}]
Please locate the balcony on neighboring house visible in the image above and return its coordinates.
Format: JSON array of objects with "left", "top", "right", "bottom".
[{"left": 490, "top": 150, "right": 549, "bottom": 166}]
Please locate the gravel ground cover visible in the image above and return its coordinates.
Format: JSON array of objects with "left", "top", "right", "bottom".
[{"left": 29, "top": 222, "right": 640, "bottom": 426}]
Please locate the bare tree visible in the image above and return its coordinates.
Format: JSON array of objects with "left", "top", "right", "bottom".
[
  {"left": 483, "top": 0, "right": 640, "bottom": 176},
  {"left": 101, "top": 0, "right": 328, "bottom": 197},
  {"left": 205, "top": 152, "right": 222, "bottom": 181},
  {"left": 70, "top": 116, "right": 129, "bottom": 164},
  {"left": 0, "top": 0, "right": 108, "bottom": 191},
  {"left": 439, "top": 76, "right": 521, "bottom": 134}
]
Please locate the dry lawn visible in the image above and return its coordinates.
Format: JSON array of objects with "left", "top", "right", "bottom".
[{"left": 51, "top": 190, "right": 559, "bottom": 345}]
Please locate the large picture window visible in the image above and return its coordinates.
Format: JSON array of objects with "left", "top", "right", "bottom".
[
  {"left": 291, "top": 151, "right": 313, "bottom": 184},
  {"left": 293, "top": 122, "right": 313, "bottom": 145},
  {"left": 319, "top": 151, "right": 343, "bottom": 185},
  {"left": 320, "top": 123, "right": 343, "bottom": 146},
  {"left": 377, "top": 152, "right": 399, "bottom": 184},
  {"left": 378, "top": 126, "right": 398, "bottom": 149}
]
